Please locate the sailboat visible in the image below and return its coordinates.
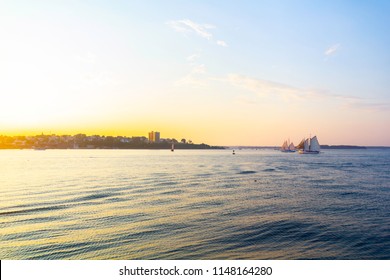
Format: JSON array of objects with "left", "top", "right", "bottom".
[
  {"left": 281, "top": 140, "right": 296, "bottom": 152},
  {"left": 298, "top": 136, "right": 320, "bottom": 154},
  {"left": 171, "top": 143, "right": 174, "bottom": 152}
]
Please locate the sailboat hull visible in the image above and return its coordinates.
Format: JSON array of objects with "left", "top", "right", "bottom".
[{"left": 298, "top": 150, "right": 319, "bottom": 154}]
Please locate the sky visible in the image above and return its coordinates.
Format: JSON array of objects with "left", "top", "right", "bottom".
[{"left": 0, "top": 0, "right": 389, "bottom": 146}]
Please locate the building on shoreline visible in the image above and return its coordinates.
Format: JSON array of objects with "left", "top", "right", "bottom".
[{"left": 148, "top": 131, "right": 160, "bottom": 143}]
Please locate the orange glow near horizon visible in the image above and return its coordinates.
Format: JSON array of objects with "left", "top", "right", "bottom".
[{"left": 1, "top": 121, "right": 390, "bottom": 147}]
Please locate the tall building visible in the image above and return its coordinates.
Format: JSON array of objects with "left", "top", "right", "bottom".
[
  {"left": 155, "top": 132, "right": 160, "bottom": 143},
  {"left": 148, "top": 131, "right": 160, "bottom": 143}
]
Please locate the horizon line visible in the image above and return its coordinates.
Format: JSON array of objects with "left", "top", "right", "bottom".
[{"left": 0, "top": 132, "right": 390, "bottom": 148}]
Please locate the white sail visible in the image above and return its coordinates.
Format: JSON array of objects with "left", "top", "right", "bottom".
[
  {"left": 281, "top": 141, "right": 288, "bottom": 151},
  {"left": 296, "top": 139, "right": 305, "bottom": 149},
  {"left": 303, "top": 139, "right": 310, "bottom": 151},
  {"left": 288, "top": 142, "right": 295, "bottom": 151},
  {"left": 309, "top": 136, "right": 320, "bottom": 152}
]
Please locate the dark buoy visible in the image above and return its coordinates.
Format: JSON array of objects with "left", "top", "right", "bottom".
[{"left": 232, "top": 149, "right": 235, "bottom": 155}]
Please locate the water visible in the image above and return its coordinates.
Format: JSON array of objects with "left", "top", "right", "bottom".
[{"left": 1, "top": 148, "right": 389, "bottom": 259}]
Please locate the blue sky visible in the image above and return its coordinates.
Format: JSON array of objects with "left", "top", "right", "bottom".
[{"left": 0, "top": 0, "right": 389, "bottom": 145}]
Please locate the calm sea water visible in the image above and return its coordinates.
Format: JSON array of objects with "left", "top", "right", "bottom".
[{"left": 1, "top": 148, "right": 389, "bottom": 259}]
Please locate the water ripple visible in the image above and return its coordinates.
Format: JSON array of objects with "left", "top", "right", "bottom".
[{"left": 0, "top": 149, "right": 389, "bottom": 259}]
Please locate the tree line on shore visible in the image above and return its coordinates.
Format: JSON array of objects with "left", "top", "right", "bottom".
[{"left": 0, "top": 134, "right": 224, "bottom": 150}]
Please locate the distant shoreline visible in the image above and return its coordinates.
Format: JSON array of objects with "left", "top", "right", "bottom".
[
  {"left": 0, "top": 134, "right": 225, "bottom": 150},
  {"left": 1, "top": 132, "right": 389, "bottom": 151},
  {"left": 0, "top": 143, "right": 226, "bottom": 150},
  {"left": 320, "top": 145, "right": 367, "bottom": 149},
  {"left": 226, "top": 145, "right": 390, "bottom": 149}
]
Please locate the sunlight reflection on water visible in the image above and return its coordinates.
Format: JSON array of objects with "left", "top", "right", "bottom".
[{"left": 0, "top": 149, "right": 389, "bottom": 259}]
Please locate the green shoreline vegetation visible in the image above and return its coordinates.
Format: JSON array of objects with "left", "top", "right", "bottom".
[{"left": 0, "top": 134, "right": 225, "bottom": 150}]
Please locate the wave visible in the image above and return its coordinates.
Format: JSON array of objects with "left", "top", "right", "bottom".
[
  {"left": 0, "top": 205, "right": 67, "bottom": 216},
  {"left": 238, "top": 170, "right": 257, "bottom": 174}
]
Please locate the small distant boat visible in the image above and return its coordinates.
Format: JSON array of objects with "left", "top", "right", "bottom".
[
  {"left": 171, "top": 143, "right": 174, "bottom": 152},
  {"left": 298, "top": 136, "right": 320, "bottom": 154},
  {"left": 281, "top": 140, "right": 296, "bottom": 152}
]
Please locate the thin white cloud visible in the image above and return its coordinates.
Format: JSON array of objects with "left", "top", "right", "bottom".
[
  {"left": 226, "top": 74, "right": 305, "bottom": 100},
  {"left": 324, "top": 44, "right": 341, "bottom": 56},
  {"left": 167, "top": 19, "right": 214, "bottom": 40},
  {"left": 225, "top": 74, "right": 389, "bottom": 112},
  {"left": 217, "top": 40, "right": 228, "bottom": 47},
  {"left": 167, "top": 19, "right": 227, "bottom": 47},
  {"left": 225, "top": 74, "right": 354, "bottom": 101},
  {"left": 338, "top": 96, "right": 390, "bottom": 112}
]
